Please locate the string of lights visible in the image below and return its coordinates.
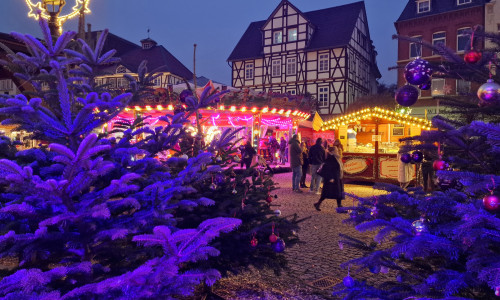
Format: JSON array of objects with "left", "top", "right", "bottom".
[{"left": 320, "top": 107, "right": 432, "bottom": 131}]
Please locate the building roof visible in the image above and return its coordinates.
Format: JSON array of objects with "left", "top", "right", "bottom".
[
  {"left": 396, "top": 0, "right": 490, "bottom": 23},
  {"left": 0, "top": 32, "right": 30, "bottom": 53},
  {"left": 119, "top": 45, "right": 193, "bottom": 80},
  {"left": 228, "top": 1, "right": 365, "bottom": 61},
  {"left": 88, "top": 31, "right": 141, "bottom": 57}
]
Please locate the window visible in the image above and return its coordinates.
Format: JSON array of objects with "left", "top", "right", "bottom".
[
  {"left": 431, "top": 78, "right": 445, "bottom": 96},
  {"left": 286, "top": 57, "right": 296, "bottom": 75},
  {"left": 245, "top": 63, "right": 254, "bottom": 80},
  {"left": 117, "top": 78, "right": 128, "bottom": 88},
  {"left": 272, "top": 59, "right": 281, "bottom": 77},
  {"left": 432, "top": 32, "right": 446, "bottom": 54},
  {"left": 108, "top": 78, "right": 117, "bottom": 89},
  {"left": 288, "top": 28, "right": 297, "bottom": 42},
  {"left": 318, "top": 87, "right": 329, "bottom": 107},
  {"left": 456, "top": 79, "right": 471, "bottom": 94},
  {"left": 457, "top": 28, "right": 471, "bottom": 52},
  {"left": 409, "top": 36, "right": 422, "bottom": 58},
  {"left": 116, "top": 66, "right": 127, "bottom": 73},
  {"left": 273, "top": 31, "right": 282, "bottom": 44},
  {"left": 318, "top": 54, "right": 329, "bottom": 72},
  {"left": 286, "top": 89, "right": 296, "bottom": 95},
  {"left": 457, "top": 0, "right": 472, "bottom": 5},
  {"left": 417, "top": 0, "right": 430, "bottom": 13},
  {"left": 153, "top": 77, "right": 161, "bottom": 87}
]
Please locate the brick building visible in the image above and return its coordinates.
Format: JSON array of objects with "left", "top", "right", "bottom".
[{"left": 394, "top": 0, "right": 500, "bottom": 119}]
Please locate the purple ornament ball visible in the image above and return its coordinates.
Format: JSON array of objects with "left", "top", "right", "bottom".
[
  {"left": 400, "top": 153, "right": 412, "bottom": 163},
  {"left": 369, "top": 265, "right": 381, "bottom": 274},
  {"left": 179, "top": 89, "right": 193, "bottom": 103},
  {"left": 483, "top": 194, "right": 500, "bottom": 212},
  {"left": 272, "top": 238, "right": 286, "bottom": 253},
  {"left": 477, "top": 79, "right": 500, "bottom": 105},
  {"left": 343, "top": 276, "right": 355, "bottom": 288},
  {"left": 411, "top": 151, "right": 423, "bottom": 163},
  {"left": 404, "top": 58, "right": 433, "bottom": 85},
  {"left": 395, "top": 85, "right": 419, "bottom": 107}
]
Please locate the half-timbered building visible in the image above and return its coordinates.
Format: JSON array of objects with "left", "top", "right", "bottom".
[{"left": 227, "top": 0, "right": 381, "bottom": 117}]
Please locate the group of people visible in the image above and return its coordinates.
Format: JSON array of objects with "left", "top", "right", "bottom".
[{"left": 289, "top": 135, "right": 345, "bottom": 211}]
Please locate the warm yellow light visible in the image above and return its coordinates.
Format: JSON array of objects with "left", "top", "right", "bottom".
[
  {"left": 125, "top": 107, "right": 130, "bottom": 112},
  {"left": 278, "top": 109, "right": 284, "bottom": 114},
  {"left": 230, "top": 106, "right": 236, "bottom": 112},
  {"left": 134, "top": 106, "right": 141, "bottom": 111},
  {"left": 292, "top": 110, "right": 298, "bottom": 115},
  {"left": 25, "top": 0, "right": 92, "bottom": 34},
  {"left": 286, "top": 109, "right": 291, "bottom": 115},
  {"left": 146, "top": 105, "right": 152, "bottom": 111},
  {"left": 263, "top": 107, "right": 269, "bottom": 113},
  {"left": 252, "top": 107, "right": 257, "bottom": 113},
  {"left": 271, "top": 108, "right": 277, "bottom": 113},
  {"left": 241, "top": 106, "right": 247, "bottom": 112}
]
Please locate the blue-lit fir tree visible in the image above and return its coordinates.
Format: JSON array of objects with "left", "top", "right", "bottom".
[
  {"left": 0, "top": 18, "right": 298, "bottom": 299},
  {"left": 334, "top": 28, "right": 500, "bottom": 299}
]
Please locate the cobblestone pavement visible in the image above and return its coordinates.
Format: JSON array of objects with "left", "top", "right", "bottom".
[{"left": 271, "top": 173, "right": 389, "bottom": 291}]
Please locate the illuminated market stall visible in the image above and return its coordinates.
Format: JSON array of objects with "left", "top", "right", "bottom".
[
  {"left": 320, "top": 107, "right": 433, "bottom": 182},
  {"left": 110, "top": 103, "right": 310, "bottom": 160}
]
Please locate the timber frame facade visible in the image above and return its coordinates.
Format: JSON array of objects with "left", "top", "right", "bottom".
[{"left": 228, "top": 0, "right": 381, "bottom": 117}]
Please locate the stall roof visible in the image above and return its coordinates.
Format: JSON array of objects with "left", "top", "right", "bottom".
[
  {"left": 320, "top": 107, "right": 433, "bottom": 131},
  {"left": 123, "top": 104, "right": 311, "bottom": 121}
]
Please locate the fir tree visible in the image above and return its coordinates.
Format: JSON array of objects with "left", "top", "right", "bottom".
[
  {"left": 0, "top": 18, "right": 244, "bottom": 299},
  {"left": 334, "top": 28, "right": 500, "bottom": 299}
]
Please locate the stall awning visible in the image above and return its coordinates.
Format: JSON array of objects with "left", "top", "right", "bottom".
[{"left": 320, "top": 107, "right": 433, "bottom": 131}]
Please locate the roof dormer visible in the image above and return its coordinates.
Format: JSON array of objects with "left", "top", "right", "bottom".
[
  {"left": 416, "top": 0, "right": 431, "bottom": 14},
  {"left": 140, "top": 38, "right": 157, "bottom": 50}
]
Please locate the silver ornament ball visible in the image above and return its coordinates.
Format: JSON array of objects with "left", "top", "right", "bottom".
[{"left": 477, "top": 79, "right": 500, "bottom": 105}]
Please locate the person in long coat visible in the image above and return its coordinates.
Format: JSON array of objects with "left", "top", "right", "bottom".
[
  {"left": 242, "top": 140, "right": 256, "bottom": 169},
  {"left": 313, "top": 147, "right": 344, "bottom": 211}
]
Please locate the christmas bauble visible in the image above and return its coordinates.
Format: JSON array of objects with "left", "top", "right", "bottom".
[
  {"left": 266, "top": 195, "right": 273, "bottom": 203},
  {"left": 215, "top": 156, "right": 222, "bottom": 162},
  {"left": 395, "top": 85, "right": 419, "bottom": 107},
  {"left": 370, "top": 207, "right": 379, "bottom": 218},
  {"left": 411, "top": 151, "right": 423, "bottom": 163},
  {"left": 179, "top": 89, "right": 193, "bottom": 103},
  {"left": 477, "top": 79, "right": 500, "bottom": 105},
  {"left": 404, "top": 58, "right": 433, "bottom": 85},
  {"left": 412, "top": 218, "right": 427, "bottom": 235},
  {"left": 269, "top": 233, "right": 278, "bottom": 243},
  {"left": 274, "top": 209, "right": 281, "bottom": 216},
  {"left": 400, "top": 153, "right": 412, "bottom": 163},
  {"left": 180, "top": 154, "right": 189, "bottom": 160},
  {"left": 250, "top": 237, "right": 258, "bottom": 247},
  {"left": 418, "top": 81, "right": 431, "bottom": 90},
  {"left": 483, "top": 194, "right": 500, "bottom": 211},
  {"left": 369, "top": 265, "right": 381, "bottom": 274},
  {"left": 231, "top": 189, "right": 237, "bottom": 194},
  {"left": 380, "top": 266, "right": 389, "bottom": 273},
  {"left": 433, "top": 160, "right": 447, "bottom": 171},
  {"left": 464, "top": 50, "right": 482, "bottom": 64},
  {"left": 215, "top": 174, "right": 225, "bottom": 185},
  {"left": 343, "top": 276, "right": 355, "bottom": 288},
  {"left": 209, "top": 183, "right": 217, "bottom": 190},
  {"left": 272, "top": 238, "right": 286, "bottom": 252},
  {"left": 495, "top": 286, "right": 500, "bottom": 296}
]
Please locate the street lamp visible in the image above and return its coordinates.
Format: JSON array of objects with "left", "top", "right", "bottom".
[{"left": 24, "top": 0, "right": 91, "bottom": 37}]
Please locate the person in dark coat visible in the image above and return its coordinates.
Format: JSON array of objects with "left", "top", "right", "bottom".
[
  {"left": 421, "top": 149, "right": 435, "bottom": 192},
  {"left": 308, "top": 138, "right": 325, "bottom": 194},
  {"left": 300, "top": 141, "right": 309, "bottom": 188},
  {"left": 313, "top": 147, "right": 344, "bottom": 211},
  {"left": 289, "top": 134, "right": 303, "bottom": 193},
  {"left": 279, "top": 137, "right": 287, "bottom": 164},
  {"left": 242, "top": 141, "right": 256, "bottom": 169}
]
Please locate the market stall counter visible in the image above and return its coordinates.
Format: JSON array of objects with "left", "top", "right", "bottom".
[{"left": 320, "top": 107, "right": 433, "bottom": 183}]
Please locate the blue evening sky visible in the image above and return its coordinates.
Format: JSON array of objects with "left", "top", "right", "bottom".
[{"left": 0, "top": 0, "right": 407, "bottom": 86}]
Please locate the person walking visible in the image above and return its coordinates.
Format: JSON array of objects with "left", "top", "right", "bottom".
[
  {"left": 279, "top": 137, "right": 287, "bottom": 165},
  {"left": 308, "top": 138, "right": 325, "bottom": 194},
  {"left": 242, "top": 140, "right": 256, "bottom": 170},
  {"left": 289, "top": 134, "right": 303, "bottom": 193},
  {"left": 300, "top": 141, "right": 309, "bottom": 188},
  {"left": 313, "top": 146, "right": 344, "bottom": 211},
  {"left": 421, "top": 149, "right": 435, "bottom": 193}
]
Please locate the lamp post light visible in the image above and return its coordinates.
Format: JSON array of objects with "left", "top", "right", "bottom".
[{"left": 25, "top": 0, "right": 91, "bottom": 37}]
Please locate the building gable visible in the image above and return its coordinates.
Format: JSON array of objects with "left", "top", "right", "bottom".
[{"left": 396, "top": 0, "right": 489, "bottom": 22}]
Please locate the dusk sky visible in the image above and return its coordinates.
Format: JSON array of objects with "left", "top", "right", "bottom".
[{"left": 0, "top": 0, "right": 407, "bottom": 85}]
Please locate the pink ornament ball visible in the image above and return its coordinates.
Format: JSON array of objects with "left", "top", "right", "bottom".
[
  {"left": 269, "top": 233, "right": 278, "bottom": 243},
  {"left": 250, "top": 237, "right": 258, "bottom": 247},
  {"left": 483, "top": 194, "right": 500, "bottom": 212},
  {"left": 433, "top": 160, "right": 447, "bottom": 171},
  {"left": 464, "top": 50, "right": 482, "bottom": 64}
]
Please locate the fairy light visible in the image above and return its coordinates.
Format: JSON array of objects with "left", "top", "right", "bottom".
[
  {"left": 220, "top": 105, "right": 225, "bottom": 110},
  {"left": 146, "top": 105, "right": 152, "bottom": 111},
  {"left": 230, "top": 106, "right": 236, "bottom": 112},
  {"left": 134, "top": 106, "right": 141, "bottom": 111},
  {"left": 25, "top": 0, "right": 92, "bottom": 35}
]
